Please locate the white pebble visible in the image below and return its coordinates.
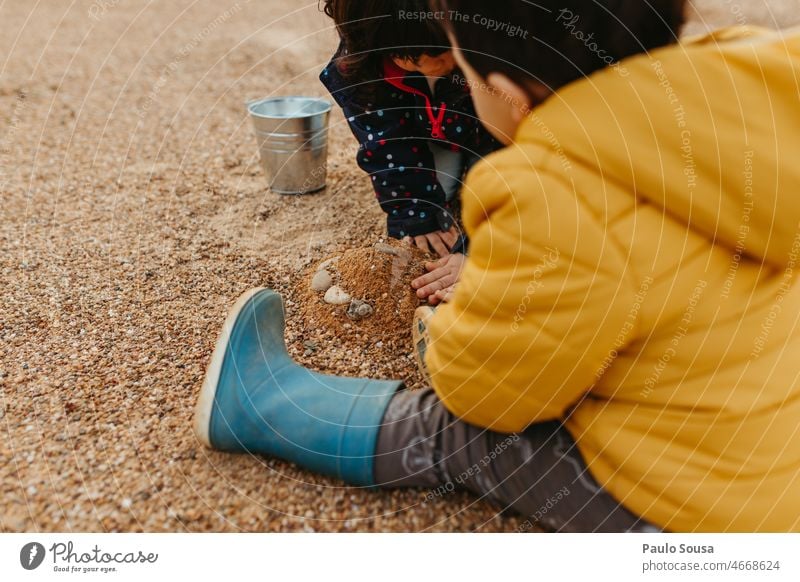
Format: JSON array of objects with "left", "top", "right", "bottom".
[
  {"left": 310, "top": 270, "right": 333, "bottom": 292},
  {"left": 324, "top": 286, "right": 351, "bottom": 305}
]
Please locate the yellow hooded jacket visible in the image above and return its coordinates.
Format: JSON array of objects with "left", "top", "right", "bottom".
[{"left": 426, "top": 27, "right": 800, "bottom": 532}]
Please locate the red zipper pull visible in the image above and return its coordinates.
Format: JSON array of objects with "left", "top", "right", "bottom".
[{"left": 431, "top": 103, "right": 447, "bottom": 139}]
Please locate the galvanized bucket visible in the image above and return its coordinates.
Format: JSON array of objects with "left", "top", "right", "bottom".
[{"left": 247, "top": 96, "right": 332, "bottom": 194}]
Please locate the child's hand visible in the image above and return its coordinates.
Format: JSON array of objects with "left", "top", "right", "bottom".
[
  {"left": 404, "top": 227, "right": 459, "bottom": 258},
  {"left": 429, "top": 284, "right": 456, "bottom": 306},
  {"left": 411, "top": 252, "right": 466, "bottom": 303}
]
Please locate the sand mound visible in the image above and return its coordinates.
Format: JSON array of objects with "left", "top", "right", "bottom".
[{"left": 298, "top": 239, "right": 428, "bottom": 347}]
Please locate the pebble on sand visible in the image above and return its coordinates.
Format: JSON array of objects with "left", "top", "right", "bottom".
[
  {"left": 346, "top": 299, "right": 374, "bottom": 320},
  {"left": 310, "top": 270, "right": 333, "bottom": 292},
  {"left": 375, "top": 242, "right": 411, "bottom": 261},
  {"left": 318, "top": 256, "right": 340, "bottom": 271},
  {"left": 323, "top": 285, "right": 351, "bottom": 305}
]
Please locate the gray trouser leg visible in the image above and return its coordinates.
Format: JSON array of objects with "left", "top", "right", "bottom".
[{"left": 374, "top": 388, "right": 660, "bottom": 533}]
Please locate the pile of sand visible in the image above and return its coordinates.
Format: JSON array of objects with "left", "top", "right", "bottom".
[{"left": 297, "top": 238, "right": 428, "bottom": 348}]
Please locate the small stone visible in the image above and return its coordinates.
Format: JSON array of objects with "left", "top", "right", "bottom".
[
  {"left": 347, "top": 299, "right": 374, "bottom": 320},
  {"left": 375, "top": 243, "right": 411, "bottom": 260},
  {"left": 121, "top": 498, "right": 132, "bottom": 509},
  {"left": 324, "top": 286, "right": 351, "bottom": 305},
  {"left": 318, "top": 256, "right": 340, "bottom": 271},
  {"left": 374, "top": 242, "right": 400, "bottom": 256},
  {"left": 310, "top": 270, "right": 333, "bottom": 292}
]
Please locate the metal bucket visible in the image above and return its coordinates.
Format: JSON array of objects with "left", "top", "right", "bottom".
[{"left": 247, "top": 96, "right": 332, "bottom": 194}]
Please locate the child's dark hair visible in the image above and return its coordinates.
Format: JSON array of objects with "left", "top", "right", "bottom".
[
  {"left": 322, "top": 0, "right": 450, "bottom": 85},
  {"left": 430, "top": 0, "right": 687, "bottom": 93}
]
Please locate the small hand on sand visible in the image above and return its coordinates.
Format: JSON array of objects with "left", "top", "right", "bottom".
[
  {"left": 403, "top": 227, "right": 459, "bottom": 258},
  {"left": 412, "top": 252, "right": 465, "bottom": 305}
]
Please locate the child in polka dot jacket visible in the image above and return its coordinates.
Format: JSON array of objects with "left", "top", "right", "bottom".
[{"left": 320, "top": 0, "right": 500, "bottom": 258}]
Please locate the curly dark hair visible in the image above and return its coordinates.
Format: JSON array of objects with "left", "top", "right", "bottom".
[
  {"left": 430, "top": 0, "right": 687, "bottom": 93},
  {"left": 321, "top": 0, "right": 450, "bottom": 86}
]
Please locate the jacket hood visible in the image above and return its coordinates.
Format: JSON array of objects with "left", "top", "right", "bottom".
[{"left": 520, "top": 26, "right": 800, "bottom": 268}]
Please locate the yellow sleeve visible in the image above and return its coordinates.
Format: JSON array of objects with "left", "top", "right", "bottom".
[{"left": 425, "top": 156, "right": 637, "bottom": 433}]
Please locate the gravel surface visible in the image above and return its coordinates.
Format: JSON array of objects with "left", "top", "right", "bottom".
[{"left": 2, "top": 0, "right": 798, "bottom": 532}]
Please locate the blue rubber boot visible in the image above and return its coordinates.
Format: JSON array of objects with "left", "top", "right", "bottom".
[{"left": 193, "top": 288, "right": 402, "bottom": 486}]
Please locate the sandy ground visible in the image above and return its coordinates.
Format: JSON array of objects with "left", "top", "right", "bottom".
[{"left": 2, "top": 0, "right": 798, "bottom": 533}]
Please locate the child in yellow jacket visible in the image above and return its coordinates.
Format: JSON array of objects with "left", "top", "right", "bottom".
[{"left": 195, "top": 1, "right": 800, "bottom": 532}]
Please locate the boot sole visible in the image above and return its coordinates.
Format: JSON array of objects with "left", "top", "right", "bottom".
[
  {"left": 193, "top": 287, "right": 267, "bottom": 449},
  {"left": 412, "top": 306, "right": 436, "bottom": 386}
]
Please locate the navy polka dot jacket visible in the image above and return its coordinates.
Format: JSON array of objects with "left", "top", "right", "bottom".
[{"left": 320, "top": 46, "right": 501, "bottom": 239}]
